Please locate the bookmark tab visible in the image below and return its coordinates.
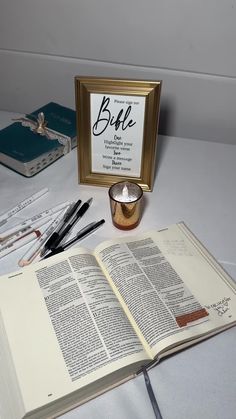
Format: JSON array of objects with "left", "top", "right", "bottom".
[{"left": 142, "top": 366, "right": 163, "bottom": 419}]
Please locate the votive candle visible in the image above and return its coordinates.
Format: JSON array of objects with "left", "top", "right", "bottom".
[{"left": 108, "top": 181, "right": 143, "bottom": 230}]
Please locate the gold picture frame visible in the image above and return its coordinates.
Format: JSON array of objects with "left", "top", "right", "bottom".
[{"left": 75, "top": 76, "right": 162, "bottom": 191}]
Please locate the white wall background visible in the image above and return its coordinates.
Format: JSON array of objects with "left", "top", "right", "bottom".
[{"left": 0, "top": 0, "right": 236, "bottom": 143}]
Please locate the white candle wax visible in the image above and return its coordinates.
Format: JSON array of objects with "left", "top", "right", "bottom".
[{"left": 110, "top": 181, "right": 142, "bottom": 203}]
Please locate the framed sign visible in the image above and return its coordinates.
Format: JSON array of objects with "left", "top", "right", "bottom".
[{"left": 75, "top": 77, "right": 162, "bottom": 191}]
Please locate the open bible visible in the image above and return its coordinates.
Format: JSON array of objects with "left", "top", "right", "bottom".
[{"left": 0, "top": 222, "right": 236, "bottom": 419}]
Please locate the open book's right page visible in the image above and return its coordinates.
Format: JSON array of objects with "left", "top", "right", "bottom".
[{"left": 95, "top": 222, "right": 236, "bottom": 360}]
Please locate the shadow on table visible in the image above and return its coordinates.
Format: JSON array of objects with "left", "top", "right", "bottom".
[{"left": 153, "top": 100, "right": 172, "bottom": 181}]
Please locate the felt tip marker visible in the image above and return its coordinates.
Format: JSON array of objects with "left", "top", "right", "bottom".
[
  {"left": 49, "top": 198, "right": 93, "bottom": 250},
  {"left": 40, "top": 198, "right": 82, "bottom": 256},
  {"left": 18, "top": 208, "right": 69, "bottom": 267},
  {"left": 0, "top": 188, "right": 49, "bottom": 228},
  {"left": 43, "top": 219, "right": 105, "bottom": 259},
  {"left": 0, "top": 216, "right": 53, "bottom": 250},
  {"left": 0, "top": 230, "right": 42, "bottom": 259},
  {"left": 0, "top": 201, "right": 71, "bottom": 240}
]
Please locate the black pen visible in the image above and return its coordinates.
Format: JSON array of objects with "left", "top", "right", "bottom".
[
  {"left": 40, "top": 198, "right": 82, "bottom": 256},
  {"left": 50, "top": 198, "right": 93, "bottom": 250},
  {"left": 43, "top": 219, "right": 105, "bottom": 259}
]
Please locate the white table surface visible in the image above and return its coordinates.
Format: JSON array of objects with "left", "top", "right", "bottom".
[{"left": 0, "top": 111, "right": 236, "bottom": 419}]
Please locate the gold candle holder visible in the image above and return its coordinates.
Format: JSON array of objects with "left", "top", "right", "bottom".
[{"left": 108, "top": 181, "right": 143, "bottom": 230}]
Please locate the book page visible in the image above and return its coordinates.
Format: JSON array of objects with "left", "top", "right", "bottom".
[
  {"left": 95, "top": 223, "right": 236, "bottom": 358},
  {"left": 0, "top": 247, "right": 148, "bottom": 414}
]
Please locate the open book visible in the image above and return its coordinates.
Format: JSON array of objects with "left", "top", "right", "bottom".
[{"left": 0, "top": 222, "right": 235, "bottom": 418}]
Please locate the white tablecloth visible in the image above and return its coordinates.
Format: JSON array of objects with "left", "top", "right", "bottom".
[{"left": 0, "top": 111, "right": 236, "bottom": 419}]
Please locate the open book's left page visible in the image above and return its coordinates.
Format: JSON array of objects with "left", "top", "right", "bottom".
[{"left": 0, "top": 247, "right": 149, "bottom": 418}]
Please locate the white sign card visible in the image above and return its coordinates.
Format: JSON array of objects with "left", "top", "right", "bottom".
[{"left": 90, "top": 94, "right": 146, "bottom": 177}]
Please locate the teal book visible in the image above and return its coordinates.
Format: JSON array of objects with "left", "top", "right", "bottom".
[{"left": 0, "top": 102, "right": 77, "bottom": 177}]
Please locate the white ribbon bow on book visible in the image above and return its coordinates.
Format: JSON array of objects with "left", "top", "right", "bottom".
[{"left": 13, "top": 112, "right": 72, "bottom": 154}]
